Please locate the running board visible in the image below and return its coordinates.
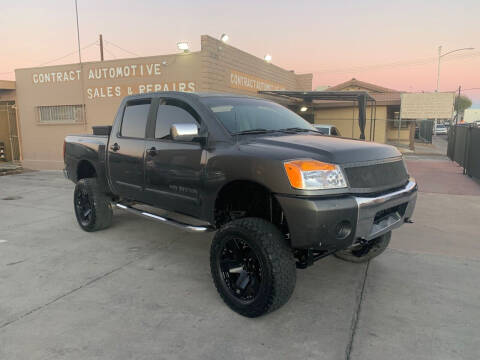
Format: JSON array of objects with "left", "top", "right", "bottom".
[{"left": 114, "top": 203, "right": 214, "bottom": 232}]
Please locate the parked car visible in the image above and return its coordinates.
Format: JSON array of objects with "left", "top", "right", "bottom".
[
  {"left": 434, "top": 124, "right": 448, "bottom": 135},
  {"left": 64, "top": 92, "right": 417, "bottom": 317},
  {"left": 314, "top": 124, "right": 342, "bottom": 136}
]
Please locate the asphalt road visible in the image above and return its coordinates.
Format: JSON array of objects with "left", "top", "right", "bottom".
[{"left": 1, "top": 161, "right": 479, "bottom": 360}]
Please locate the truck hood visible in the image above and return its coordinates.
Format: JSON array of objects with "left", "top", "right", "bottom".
[{"left": 246, "top": 134, "right": 401, "bottom": 164}]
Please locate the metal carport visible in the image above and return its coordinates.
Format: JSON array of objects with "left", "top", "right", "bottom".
[{"left": 258, "top": 90, "right": 376, "bottom": 140}]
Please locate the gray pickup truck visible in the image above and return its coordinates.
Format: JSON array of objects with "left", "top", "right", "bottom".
[{"left": 64, "top": 92, "right": 417, "bottom": 317}]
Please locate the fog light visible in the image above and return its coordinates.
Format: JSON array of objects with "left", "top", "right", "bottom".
[{"left": 335, "top": 220, "right": 352, "bottom": 239}]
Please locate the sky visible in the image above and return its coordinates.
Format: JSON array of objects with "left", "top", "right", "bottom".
[{"left": 1, "top": 0, "right": 479, "bottom": 105}]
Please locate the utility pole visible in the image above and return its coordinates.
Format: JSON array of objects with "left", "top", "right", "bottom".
[
  {"left": 74, "top": 0, "right": 82, "bottom": 63},
  {"left": 436, "top": 46, "right": 442, "bottom": 92},
  {"left": 434, "top": 46, "right": 474, "bottom": 134},
  {"left": 99, "top": 34, "right": 104, "bottom": 61},
  {"left": 455, "top": 85, "right": 461, "bottom": 125}
]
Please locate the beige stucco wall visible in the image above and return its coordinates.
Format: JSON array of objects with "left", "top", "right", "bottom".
[
  {"left": 199, "top": 35, "right": 311, "bottom": 94},
  {"left": 314, "top": 106, "right": 387, "bottom": 143},
  {"left": 14, "top": 35, "right": 312, "bottom": 170}
]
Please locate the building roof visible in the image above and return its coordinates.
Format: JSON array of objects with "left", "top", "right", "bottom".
[
  {"left": 0, "top": 80, "right": 15, "bottom": 90},
  {"left": 313, "top": 78, "right": 401, "bottom": 108},
  {"left": 326, "top": 78, "right": 400, "bottom": 93}
]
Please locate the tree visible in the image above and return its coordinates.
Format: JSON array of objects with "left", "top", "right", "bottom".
[{"left": 455, "top": 95, "right": 472, "bottom": 114}]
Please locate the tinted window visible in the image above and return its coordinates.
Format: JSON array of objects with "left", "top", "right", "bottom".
[
  {"left": 155, "top": 104, "right": 198, "bottom": 139},
  {"left": 201, "top": 97, "right": 314, "bottom": 133},
  {"left": 315, "top": 126, "right": 329, "bottom": 135},
  {"left": 121, "top": 102, "right": 150, "bottom": 138},
  {"left": 331, "top": 127, "right": 338, "bottom": 136}
]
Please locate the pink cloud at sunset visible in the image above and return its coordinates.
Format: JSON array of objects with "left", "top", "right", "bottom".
[{"left": 1, "top": 0, "right": 479, "bottom": 103}]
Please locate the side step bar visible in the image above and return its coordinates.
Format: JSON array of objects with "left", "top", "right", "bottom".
[{"left": 114, "top": 203, "right": 215, "bottom": 232}]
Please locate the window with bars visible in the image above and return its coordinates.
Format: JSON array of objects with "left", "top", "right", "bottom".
[{"left": 37, "top": 105, "right": 85, "bottom": 124}]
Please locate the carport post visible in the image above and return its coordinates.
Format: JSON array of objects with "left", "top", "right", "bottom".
[{"left": 358, "top": 94, "right": 367, "bottom": 140}]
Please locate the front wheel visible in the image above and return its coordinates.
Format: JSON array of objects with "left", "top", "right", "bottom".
[
  {"left": 74, "top": 178, "right": 112, "bottom": 232},
  {"left": 210, "top": 218, "right": 296, "bottom": 318},
  {"left": 334, "top": 231, "right": 391, "bottom": 263}
]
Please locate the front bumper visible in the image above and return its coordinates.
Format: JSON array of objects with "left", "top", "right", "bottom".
[{"left": 275, "top": 177, "right": 417, "bottom": 250}]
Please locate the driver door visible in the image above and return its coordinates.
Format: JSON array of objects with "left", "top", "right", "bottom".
[{"left": 144, "top": 99, "right": 204, "bottom": 217}]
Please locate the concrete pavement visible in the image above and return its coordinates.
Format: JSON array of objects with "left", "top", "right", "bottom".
[{"left": 1, "top": 161, "right": 479, "bottom": 360}]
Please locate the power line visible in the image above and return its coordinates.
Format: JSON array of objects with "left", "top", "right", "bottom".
[
  {"left": 310, "top": 51, "right": 480, "bottom": 75},
  {"left": 0, "top": 41, "right": 98, "bottom": 76},
  {"left": 104, "top": 40, "right": 140, "bottom": 57},
  {"left": 38, "top": 41, "right": 98, "bottom": 66},
  {"left": 102, "top": 44, "right": 117, "bottom": 59}
]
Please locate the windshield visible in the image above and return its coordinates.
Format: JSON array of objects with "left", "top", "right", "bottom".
[{"left": 201, "top": 97, "right": 315, "bottom": 134}]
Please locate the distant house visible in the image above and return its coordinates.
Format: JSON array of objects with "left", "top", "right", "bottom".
[
  {"left": 463, "top": 108, "right": 480, "bottom": 123},
  {"left": 313, "top": 78, "right": 413, "bottom": 147}
]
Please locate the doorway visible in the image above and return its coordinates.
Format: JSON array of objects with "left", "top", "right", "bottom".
[{"left": 0, "top": 101, "right": 21, "bottom": 162}]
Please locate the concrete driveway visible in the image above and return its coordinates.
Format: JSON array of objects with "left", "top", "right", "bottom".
[{"left": 1, "top": 160, "right": 479, "bottom": 360}]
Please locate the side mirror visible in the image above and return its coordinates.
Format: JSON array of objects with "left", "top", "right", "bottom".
[{"left": 170, "top": 123, "right": 199, "bottom": 141}]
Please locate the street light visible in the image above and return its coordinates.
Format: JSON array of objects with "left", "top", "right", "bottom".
[
  {"left": 436, "top": 46, "right": 474, "bottom": 91},
  {"left": 264, "top": 54, "right": 272, "bottom": 63}
]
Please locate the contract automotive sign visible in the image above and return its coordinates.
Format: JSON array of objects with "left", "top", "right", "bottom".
[{"left": 230, "top": 70, "right": 286, "bottom": 92}]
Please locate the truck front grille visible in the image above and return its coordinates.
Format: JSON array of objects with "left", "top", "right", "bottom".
[{"left": 344, "top": 160, "right": 408, "bottom": 191}]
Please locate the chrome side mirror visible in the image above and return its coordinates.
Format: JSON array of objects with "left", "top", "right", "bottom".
[{"left": 170, "top": 123, "right": 199, "bottom": 141}]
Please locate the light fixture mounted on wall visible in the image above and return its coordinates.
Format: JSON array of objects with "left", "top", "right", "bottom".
[
  {"left": 220, "top": 34, "right": 229, "bottom": 43},
  {"left": 177, "top": 42, "right": 189, "bottom": 53},
  {"left": 300, "top": 106, "right": 308, "bottom": 112},
  {"left": 264, "top": 54, "right": 272, "bottom": 63}
]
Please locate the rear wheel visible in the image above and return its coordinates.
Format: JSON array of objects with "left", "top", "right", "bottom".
[
  {"left": 210, "top": 218, "right": 296, "bottom": 317},
  {"left": 74, "top": 178, "right": 112, "bottom": 232},
  {"left": 334, "top": 231, "right": 391, "bottom": 263}
]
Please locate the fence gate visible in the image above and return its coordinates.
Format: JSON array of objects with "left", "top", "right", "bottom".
[
  {"left": 417, "top": 120, "right": 433, "bottom": 143},
  {"left": 0, "top": 101, "right": 21, "bottom": 162}
]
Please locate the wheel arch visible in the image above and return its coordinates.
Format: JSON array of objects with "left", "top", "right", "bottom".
[
  {"left": 213, "top": 179, "right": 290, "bottom": 236},
  {"left": 76, "top": 159, "right": 97, "bottom": 181}
]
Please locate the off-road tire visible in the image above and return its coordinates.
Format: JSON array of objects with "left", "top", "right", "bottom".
[
  {"left": 334, "top": 231, "right": 391, "bottom": 263},
  {"left": 74, "top": 178, "right": 112, "bottom": 232},
  {"left": 210, "top": 217, "right": 296, "bottom": 318}
]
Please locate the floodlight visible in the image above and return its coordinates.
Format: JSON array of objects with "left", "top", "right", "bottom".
[
  {"left": 177, "top": 42, "right": 189, "bottom": 52},
  {"left": 220, "top": 34, "right": 229, "bottom": 43}
]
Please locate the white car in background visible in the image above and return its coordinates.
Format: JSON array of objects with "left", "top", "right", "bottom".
[
  {"left": 433, "top": 124, "right": 448, "bottom": 135},
  {"left": 314, "top": 124, "right": 342, "bottom": 136}
]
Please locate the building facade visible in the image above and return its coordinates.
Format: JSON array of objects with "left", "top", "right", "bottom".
[
  {"left": 14, "top": 35, "right": 312, "bottom": 169},
  {"left": 313, "top": 79, "right": 414, "bottom": 148}
]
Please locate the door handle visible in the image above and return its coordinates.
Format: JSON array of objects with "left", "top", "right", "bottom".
[
  {"left": 110, "top": 143, "right": 120, "bottom": 152},
  {"left": 147, "top": 146, "right": 157, "bottom": 156}
]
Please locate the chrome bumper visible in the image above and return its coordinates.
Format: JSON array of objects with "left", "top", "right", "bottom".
[{"left": 353, "top": 178, "right": 417, "bottom": 241}]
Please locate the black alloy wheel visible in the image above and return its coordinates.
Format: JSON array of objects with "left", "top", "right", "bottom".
[
  {"left": 73, "top": 178, "right": 113, "bottom": 232},
  {"left": 210, "top": 218, "right": 296, "bottom": 317},
  {"left": 75, "top": 186, "right": 93, "bottom": 227},
  {"left": 218, "top": 237, "right": 263, "bottom": 303}
]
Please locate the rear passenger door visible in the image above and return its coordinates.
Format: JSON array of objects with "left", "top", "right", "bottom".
[{"left": 108, "top": 98, "right": 152, "bottom": 201}]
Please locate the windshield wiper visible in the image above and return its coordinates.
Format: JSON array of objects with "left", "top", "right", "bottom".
[
  {"left": 232, "top": 128, "right": 277, "bottom": 135},
  {"left": 278, "top": 127, "right": 322, "bottom": 133}
]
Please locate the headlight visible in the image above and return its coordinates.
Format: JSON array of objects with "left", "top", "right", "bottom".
[{"left": 284, "top": 160, "right": 347, "bottom": 190}]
